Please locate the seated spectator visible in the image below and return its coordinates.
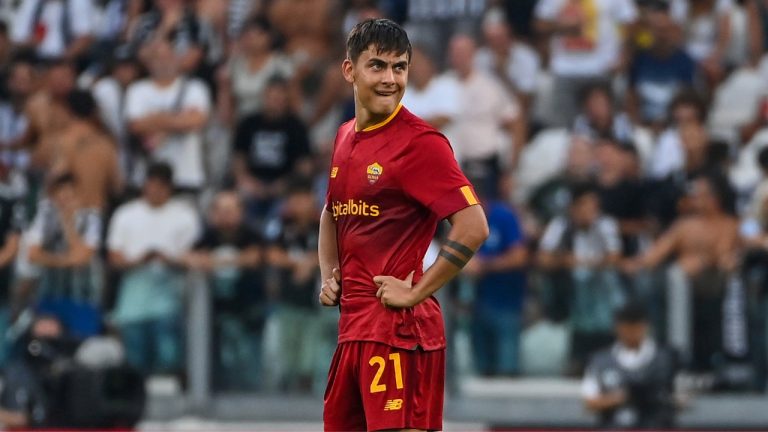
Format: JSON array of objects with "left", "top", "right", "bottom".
[
  {"left": 538, "top": 182, "right": 625, "bottom": 373},
  {"left": 107, "top": 163, "right": 199, "bottom": 375},
  {"left": 263, "top": 179, "right": 319, "bottom": 392},
  {"left": 464, "top": 173, "right": 528, "bottom": 376},
  {"left": 232, "top": 77, "right": 311, "bottom": 225},
  {"left": 627, "top": 6, "right": 698, "bottom": 129},
  {"left": 475, "top": 10, "right": 540, "bottom": 113},
  {"left": 573, "top": 83, "right": 634, "bottom": 143},
  {"left": 625, "top": 175, "right": 740, "bottom": 371},
  {"left": 26, "top": 173, "right": 101, "bottom": 305},
  {"left": 126, "top": 37, "right": 211, "bottom": 192},
  {"left": 10, "top": 0, "right": 95, "bottom": 62},
  {"left": 582, "top": 302, "right": 678, "bottom": 429},
  {"left": 51, "top": 90, "right": 123, "bottom": 212},
  {"left": 184, "top": 190, "right": 264, "bottom": 390}
]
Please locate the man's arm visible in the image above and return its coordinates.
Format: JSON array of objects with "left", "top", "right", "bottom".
[
  {"left": 375, "top": 205, "right": 489, "bottom": 308},
  {"left": 319, "top": 208, "right": 342, "bottom": 306}
]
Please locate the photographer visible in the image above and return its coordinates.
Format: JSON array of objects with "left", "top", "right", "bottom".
[{"left": 581, "top": 302, "right": 678, "bottom": 429}]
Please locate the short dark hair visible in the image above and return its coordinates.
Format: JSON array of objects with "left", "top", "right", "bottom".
[
  {"left": 569, "top": 182, "right": 599, "bottom": 204},
  {"left": 579, "top": 82, "right": 614, "bottom": 108},
  {"left": 146, "top": 162, "right": 174, "bottom": 186},
  {"left": 346, "top": 18, "right": 412, "bottom": 63},
  {"left": 615, "top": 302, "right": 648, "bottom": 324},
  {"left": 669, "top": 89, "right": 707, "bottom": 123},
  {"left": 66, "top": 90, "right": 97, "bottom": 119}
]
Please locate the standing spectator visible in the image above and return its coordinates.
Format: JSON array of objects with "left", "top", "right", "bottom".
[
  {"left": 582, "top": 302, "right": 678, "bottom": 430},
  {"left": 263, "top": 179, "right": 319, "bottom": 392},
  {"left": 129, "top": 0, "right": 211, "bottom": 76},
  {"left": 444, "top": 34, "right": 525, "bottom": 195},
  {"left": 125, "top": 37, "right": 211, "bottom": 192},
  {"left": 538, "top": 183, "right": 625, "bottom": 372},
  {"left": 216, "top": 16, "right": 295, "bottom": 124},
  {"left": 401, "top": 45, "right": 461, "bottom": 131},
  {"left": 11, "top": 0, "right": 95, "bottom": 62},
  {"left": 573, "top": 83, "right": 634, "bottom": 143},
  {"left": 52, "top": 90, "right": 122, "bottom": 212},
  {"left": 649, "top": 91, "right": 708, "bottom": 181},
  {"left": 184, "top": 190, "right": 264, "bottom": 391},
  {"left": 464, "top": 173, "right": 528, "bottom": 376},
  {"left": 534, "top": 0, "right": 637, "bottom": 127},
  {"left": 0, "top": 57, "right": 35, "bottom": 170},
  {"left": 107, "top": 163, "right": 199, "bottom": 374},
  {"left": 669, "top": 0, "right": 732, "bottom": 86},
  {"left": 232, "top": 77, "right": 311, "bottom": 225},
  {"left": 91, "top": 46, "right": 142, "bottom": 185},
  {"left": 627, "top": 6, "right": 698, "bottom": 128},
  {"left": 475, "top": 10, "right": 540, "bottom": 113},
  {"left": 26, "top": 173, "right": 101, "bottom": 304},
  {"left": 625, "top": 175, "right": 740, "bottom": 371}
]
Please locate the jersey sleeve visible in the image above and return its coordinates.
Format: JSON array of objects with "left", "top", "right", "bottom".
[{"left": 397, "top": 131, "right": 479, "bottom": 220}]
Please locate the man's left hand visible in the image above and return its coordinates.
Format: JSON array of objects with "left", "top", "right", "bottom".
[{"left": 374, "top": 271, "right": 417, "bottom": 308}]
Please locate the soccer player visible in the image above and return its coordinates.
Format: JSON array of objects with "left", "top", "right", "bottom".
[{"left": 319, "top": 19, "right": 490, "bottom": 432}]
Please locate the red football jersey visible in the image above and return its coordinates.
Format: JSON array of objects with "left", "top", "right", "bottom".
[{"left": 325, "top": 105, "right": 479, "bottom": 351}]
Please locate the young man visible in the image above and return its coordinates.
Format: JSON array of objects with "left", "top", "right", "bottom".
[{"left": 319, "top": 19, "right": 489, "bottom": 432}]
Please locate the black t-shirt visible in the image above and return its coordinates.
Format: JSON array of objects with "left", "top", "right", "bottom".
[
  {"left": 233, "top": 112, "right": 311, "bottom": 182},
  {"left": 193, "top": 225, "right": 264, "bottom": 317},
  {"left": 266, "top": 220, "right": 319, "bottom": 309},
  {"left": 599, "top": 179, "right": 649, "bottom": 256}
]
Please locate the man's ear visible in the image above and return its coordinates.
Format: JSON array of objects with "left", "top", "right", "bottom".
[{"left": 341, "top": 58, "right": 355, "bottom": 84}]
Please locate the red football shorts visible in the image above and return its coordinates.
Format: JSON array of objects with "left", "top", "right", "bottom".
[{"left": 323, "top": 341, "right": 445, "bottom": 431}]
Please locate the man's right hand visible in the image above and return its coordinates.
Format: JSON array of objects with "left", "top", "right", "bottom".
[{"left": 319, "top": 267, "right": 342, "bottom": 306}]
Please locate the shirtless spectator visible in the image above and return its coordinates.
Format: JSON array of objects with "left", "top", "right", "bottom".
[
  {"left": 51, "top": 90, "right": 123, "bottom": 212},
  {"left": 625, "top": 175, "right": 740, "bottom": 371}
]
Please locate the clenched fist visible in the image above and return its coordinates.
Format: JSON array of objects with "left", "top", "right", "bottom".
[{"left": 319, "top": 267, "right": 342, "bottom": 306}]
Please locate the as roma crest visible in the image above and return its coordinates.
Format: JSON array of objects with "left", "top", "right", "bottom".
[{"left": 366, "top": 162, "right": 383, "bottom": 184}]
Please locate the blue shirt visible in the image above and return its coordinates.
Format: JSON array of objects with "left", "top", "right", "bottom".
[
  {"left": 629, "top": 49, "right": 696, "bottom": 123},
  {"left": 476, "top": 202, "right": 526, "bottom": 310}
]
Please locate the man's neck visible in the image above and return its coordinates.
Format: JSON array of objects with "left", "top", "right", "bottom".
[
  {"left": 153, "top": 76, "right": 178, "bottom": 88},
  {"left": 354, "top": 102, "right": 399, "bottom": 132}
]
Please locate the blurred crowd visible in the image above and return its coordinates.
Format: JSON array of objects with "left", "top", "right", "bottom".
[{"left": 0, "top": 0, "right": 764, "bottom": 417}]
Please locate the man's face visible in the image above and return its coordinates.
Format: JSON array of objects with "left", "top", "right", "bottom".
[
  {"left": 47, "top": 65, "right": 75, "bottom": 97},
  {"left": 571, "top": 193, "right": 600, "bottom": 227},
  {"left": 8, "top": 63, "right": 35, "bottom": 97},
  {"left": 342, "top": 46, "right": 409, "bottom": 118},
  {"left": 616, "top": 321, "right": 648, "bottom": 350},
  {"left": 448, "top": 35, "right": 476, "bottom": 77},
  {"left": 143, "top": 178, "right": 172, "bottom": 207},
  {"left": 210, "top": 193, "right": 243, "bottom": 231}
]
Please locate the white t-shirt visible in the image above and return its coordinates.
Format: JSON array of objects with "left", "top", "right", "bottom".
[
  {"left": 443, "top": 70, "right": 520, "bottom": 162},
  {"left": 670, "top": 0, "right": 733, "bottom": 61},
  {"left": 539, "top": 215, "right": 622, "bottom": 263},
  {"left": 12, "top": 0, "right": 94, "bottom": 59},
  {"left": 125, "top": 77, "right": 211, "bottom": 188},
  {"left": 402, "top": 75, "right": 461, "bottom": 128},
  {"left": 107, "top": 198, "right": 199, "bottom": 262},
  {"left": 474, "top": 42, "right": 541, "bottom": 94},
  {"left": 649, "top": 128, "right": 685, "bottom": 179},
  {"left": 535, "top": 0, "right": 637, "bottom": 77}
]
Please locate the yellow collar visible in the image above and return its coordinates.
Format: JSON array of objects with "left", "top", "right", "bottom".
[{"left": 356, "top": 104, "right": 403, "bottom": 132}]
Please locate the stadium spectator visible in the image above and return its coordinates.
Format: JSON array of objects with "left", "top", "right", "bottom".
[
  {"left": 444, "top": 33, "right": 525, "bottom": 195},
  {"left": 231, "top": 77, "right": 311, "bottom": 225},
  {"left": 572, "top": 83, "right": 634, "bottom": 143},
  {"left": 401, "top": 45, "right": 461, "bottom": 131},
  {"left": 10, "top": 0, "right": 95, "bottom": 62},
  {"left": 625, "top": 175, "right": 740, "bottom": 371},
  {"left": 216, "top": 16, "right": 295, "bottom": 124},
  {"left": 50, "top": 90, "right": 122, "bottom": 212},
  {"left": 0, "top": 57, "right": 35, "bottom": 170},
  {"left": 582, "top": 302, "right": 678, "bottom": 429},
  {"left": 107, "top": 163, "right": 199, "bottom": 374},
  {"left": 534, "top": 0, "right": 637, "bottom": 127},
  {"left": 128, "top": 0, "right": 211, "bottom": 76},
  {"left": 538, "top": 182, "right": 625, "bottom": 373},
  {"left": 125, "top": 37, "right": 211, "bottom": 193},
  {"left": 91, "top": 46, "right": 142, "bottom": 186},
  {"left": 184, "top": 190, "right": 264, "bottom": 391},
  {"left": 465, "top": 172, "right": 528, "bottom": 376},
  {"left": 627, "top": 6, "right": 698, "bottom": 129},
  {"left": 25, "top": 173, "right": 101, "bottom": 305},
  {"left": 263, "top": 179, "right": 319, "bottom": 392},
  {"left": 475, "top": 9, "right": 540, "bottom": 113}
]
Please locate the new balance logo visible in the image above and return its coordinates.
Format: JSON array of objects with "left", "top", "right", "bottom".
[{"left": 384, "top": 399, "right": 403, "bottom": 411}]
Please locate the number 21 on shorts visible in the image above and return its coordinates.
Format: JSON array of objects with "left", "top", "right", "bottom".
[{"left": 369, "top": 353, "right": 403, "bottom": 393}]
